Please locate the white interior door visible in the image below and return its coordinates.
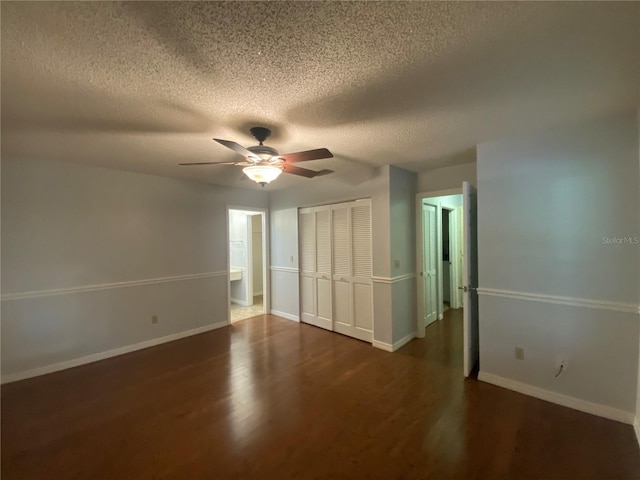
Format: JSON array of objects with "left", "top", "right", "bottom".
[
  {"left": 349, "top": 200, "right": 373, "bottom": 342},
  {"left": 463, "top": 182, "right": 479, "bottom": 377},
  {"left": 456, "top": 206, "right": 464, "bottom": 308},
  {"left": 331, "top": 200, "right": 373, "bottom": 342},
  {"left": 299, "top": 207, "right": 332, "bottom": 330},
  {"left": 299, "top": 208, "right": 316, "bottom": 324},
  {"left": 423, "top": 203, "right": 438, "bottom": 327},
  {"left": 315, "top": 207, "right": 333, "bottom": 329},
  {"left": 300, "top": 200, "right": 372, "bottom": 340},
  {"left": 331, "top": 203, "right": 352, "bottom": 336}
]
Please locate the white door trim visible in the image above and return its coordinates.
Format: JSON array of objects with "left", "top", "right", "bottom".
[{"left": 246, "top": 215, "right": 254, "bottom": 305}]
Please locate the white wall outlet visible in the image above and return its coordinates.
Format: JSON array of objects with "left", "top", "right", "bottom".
[
  {"left": 151, "top": 315, "right": 158, "bottom": 324},
  {"left": 515, "top": 347, "right": 525, "bottom": 360},
  {"left": 394, "top": 259, "right": 400, "bottom": 269},
  {"left": 289, "top": 255, "right": 294, "bottom": 263}
]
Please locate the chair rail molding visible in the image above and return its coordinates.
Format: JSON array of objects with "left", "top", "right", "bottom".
[
  {"left": 1, "top": 271, "right": 228, "bottom": 302},
  {"left": 270, "top": 266, "right": 299, "bottom": 273},
  {"left": 477, "top": 288, "right": 640, "bottom": 314},
  {"left": 372, "top": 273, "right": 416, "bottom": 284}
]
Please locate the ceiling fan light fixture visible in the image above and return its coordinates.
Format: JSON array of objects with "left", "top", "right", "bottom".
[{"left": 243, "top": 165, "right": 282, "bottom": 186}]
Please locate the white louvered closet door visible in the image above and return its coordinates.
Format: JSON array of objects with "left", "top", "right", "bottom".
[
  {"left": 299, "top": 208, "right": 317, "bottom": 325},
  {"left": 332, "top": 199, "right": 373, "bottom": 342},
  {"left": 331, "top": 203, "right": 352, "bottom": 337},
  {"left": 314, "top": 207, "right": 333, "bottom": 330},
  {"left": 299, "top": 206, "right": 333, "bottom": 330},
  {"left": 350, "top": 200, "right": 373, "bottom": 342}
]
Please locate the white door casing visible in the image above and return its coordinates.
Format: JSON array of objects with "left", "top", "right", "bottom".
[
  {"left": 463, "top": 181, "right": 479, "bottom": 377},
  {"left": 245, "top": 215, "right": 254, "bottom": 306}
]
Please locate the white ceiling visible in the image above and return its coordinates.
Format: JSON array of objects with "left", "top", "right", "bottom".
[{"left": 2, "top": 2, "right": 638, "bottom": 191}]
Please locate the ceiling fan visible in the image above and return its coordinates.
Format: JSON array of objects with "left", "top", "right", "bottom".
[{"left": 179, "top": 127, "right": 334, "bottom": 186}]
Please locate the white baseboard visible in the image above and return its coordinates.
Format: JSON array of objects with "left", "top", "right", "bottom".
[
  {"left": 478, "top": 371, "right": 634, "bottom": 425},
  {"left": 1, "top": 321, "right": 229, "bottom": 384},
  {"left": 372, "top": 340, "right": 393, "bottom": 352},
  {"left": 393, "top": 332, "right": 416, "bottom": 351},
  {"left": 270, "top": 310, "right": 300, "bottom": 322},
  {"left": 230, "top": 297, "right": 250, "bottom": 307},
  {"left": 373, "top": 332, "right": 416, "bottom": 353}
]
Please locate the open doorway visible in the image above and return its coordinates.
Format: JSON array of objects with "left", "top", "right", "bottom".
[
  {"left": 417, "top": 191, "right": 463, "bottom": 329},
  {"left": 227, "top": 207, "right": 268, "bottom": 323},
  {"left": 416, "top": 185, "right": 479, "bottom": 377}
]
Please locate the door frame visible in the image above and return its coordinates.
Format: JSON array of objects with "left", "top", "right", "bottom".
[
  {"left": 226, "top": 206, "right": 270, "bottom": 324},
  {"left": 440, "top": 203, "right": 461, "bottom": 311},
  {"left": 415, "top": 188, "right": 462, "bottom": 338}
]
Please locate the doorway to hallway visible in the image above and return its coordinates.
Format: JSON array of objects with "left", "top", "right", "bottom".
[{"left": 416, "top": 184, "right": 479, "bottom": 377}]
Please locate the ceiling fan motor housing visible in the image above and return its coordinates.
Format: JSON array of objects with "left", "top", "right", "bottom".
[{"left": 247, "top": 144, "right": 280, "bottom": 160}]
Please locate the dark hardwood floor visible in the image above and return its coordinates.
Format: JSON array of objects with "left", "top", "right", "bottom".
[{"left": 2, "top": 310, "right": 639, "bottom": 479}]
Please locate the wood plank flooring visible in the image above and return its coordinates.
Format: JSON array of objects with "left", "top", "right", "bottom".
[{"left": 2, "top": 310, "right": 639, "bottom": 479}]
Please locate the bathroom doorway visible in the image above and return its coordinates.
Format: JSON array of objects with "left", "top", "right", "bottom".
[{"left": 227, "top": 207, "right": 268, "bottom": 323}]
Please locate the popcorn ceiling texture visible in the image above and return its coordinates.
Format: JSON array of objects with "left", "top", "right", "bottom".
[{"left": 1, "top": 1, "right": 638, "bottom": 190}]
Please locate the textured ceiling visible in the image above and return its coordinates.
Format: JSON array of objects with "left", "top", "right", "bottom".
[{"left": 2, "top": 1, "right": 638, "bottom": 191}]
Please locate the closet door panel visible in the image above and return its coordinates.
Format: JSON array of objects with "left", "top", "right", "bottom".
[
  {"left": 350, "top": 200, "right": 373, "bottom": 341},
  {"left": 314, "top": 207, "right": 332, "bottom": 329},
  {"left": 353, "top": 282, "right": 373, "bottom": 332},
  {"left": 333, "top": 280, "right": 351, "bottom": 336},
  {"left": 331, "top": 206, "right": 351, "bottom": 277},
  {"left": 300, "top": 275, "right": 316, "bottom": 320},
  {"left": 332, "top": 204, "right": 354, "bottom": 336},
  {"left": 299, "top": 209, "right": 315, "bottom": 274},
  {"left": 316, "top": 276, "right": 333, "bottom": 322},
  {"left": 299, "top": 208, "right": 316, "bottom": 324},
  {"left": 351, "top": 202, "right": 372, "bottom": 279}
]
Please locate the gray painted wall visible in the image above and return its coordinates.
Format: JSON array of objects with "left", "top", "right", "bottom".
[
  {"left": 389, "top": 166, "right": 418, "bottom": 343},
  {"left": 418, "top": 162, "right": 476, "bottom": 193},
  {"left": 1, "top": 159, "right": 268, "bottom": 378},
  {"left": 477, "top": 112, "right": 639, "bottom": 414}
]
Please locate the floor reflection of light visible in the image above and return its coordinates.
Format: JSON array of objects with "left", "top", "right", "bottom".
[{"left": 228, "top": 333, "right": 263, "bottom": 449}]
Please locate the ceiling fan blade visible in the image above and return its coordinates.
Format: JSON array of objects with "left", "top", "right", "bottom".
[
  {"left": 213, "top": 138, "right": 257, "bottom": 159},
  {"left": 283, "top": 164, "right": 334, "bottom": 178},
  {"left": 279, "top": 148, "right": 333, "bottom": 164},
  {"left": 179, "top": 161, "right": 238, "bottom": 166}
]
